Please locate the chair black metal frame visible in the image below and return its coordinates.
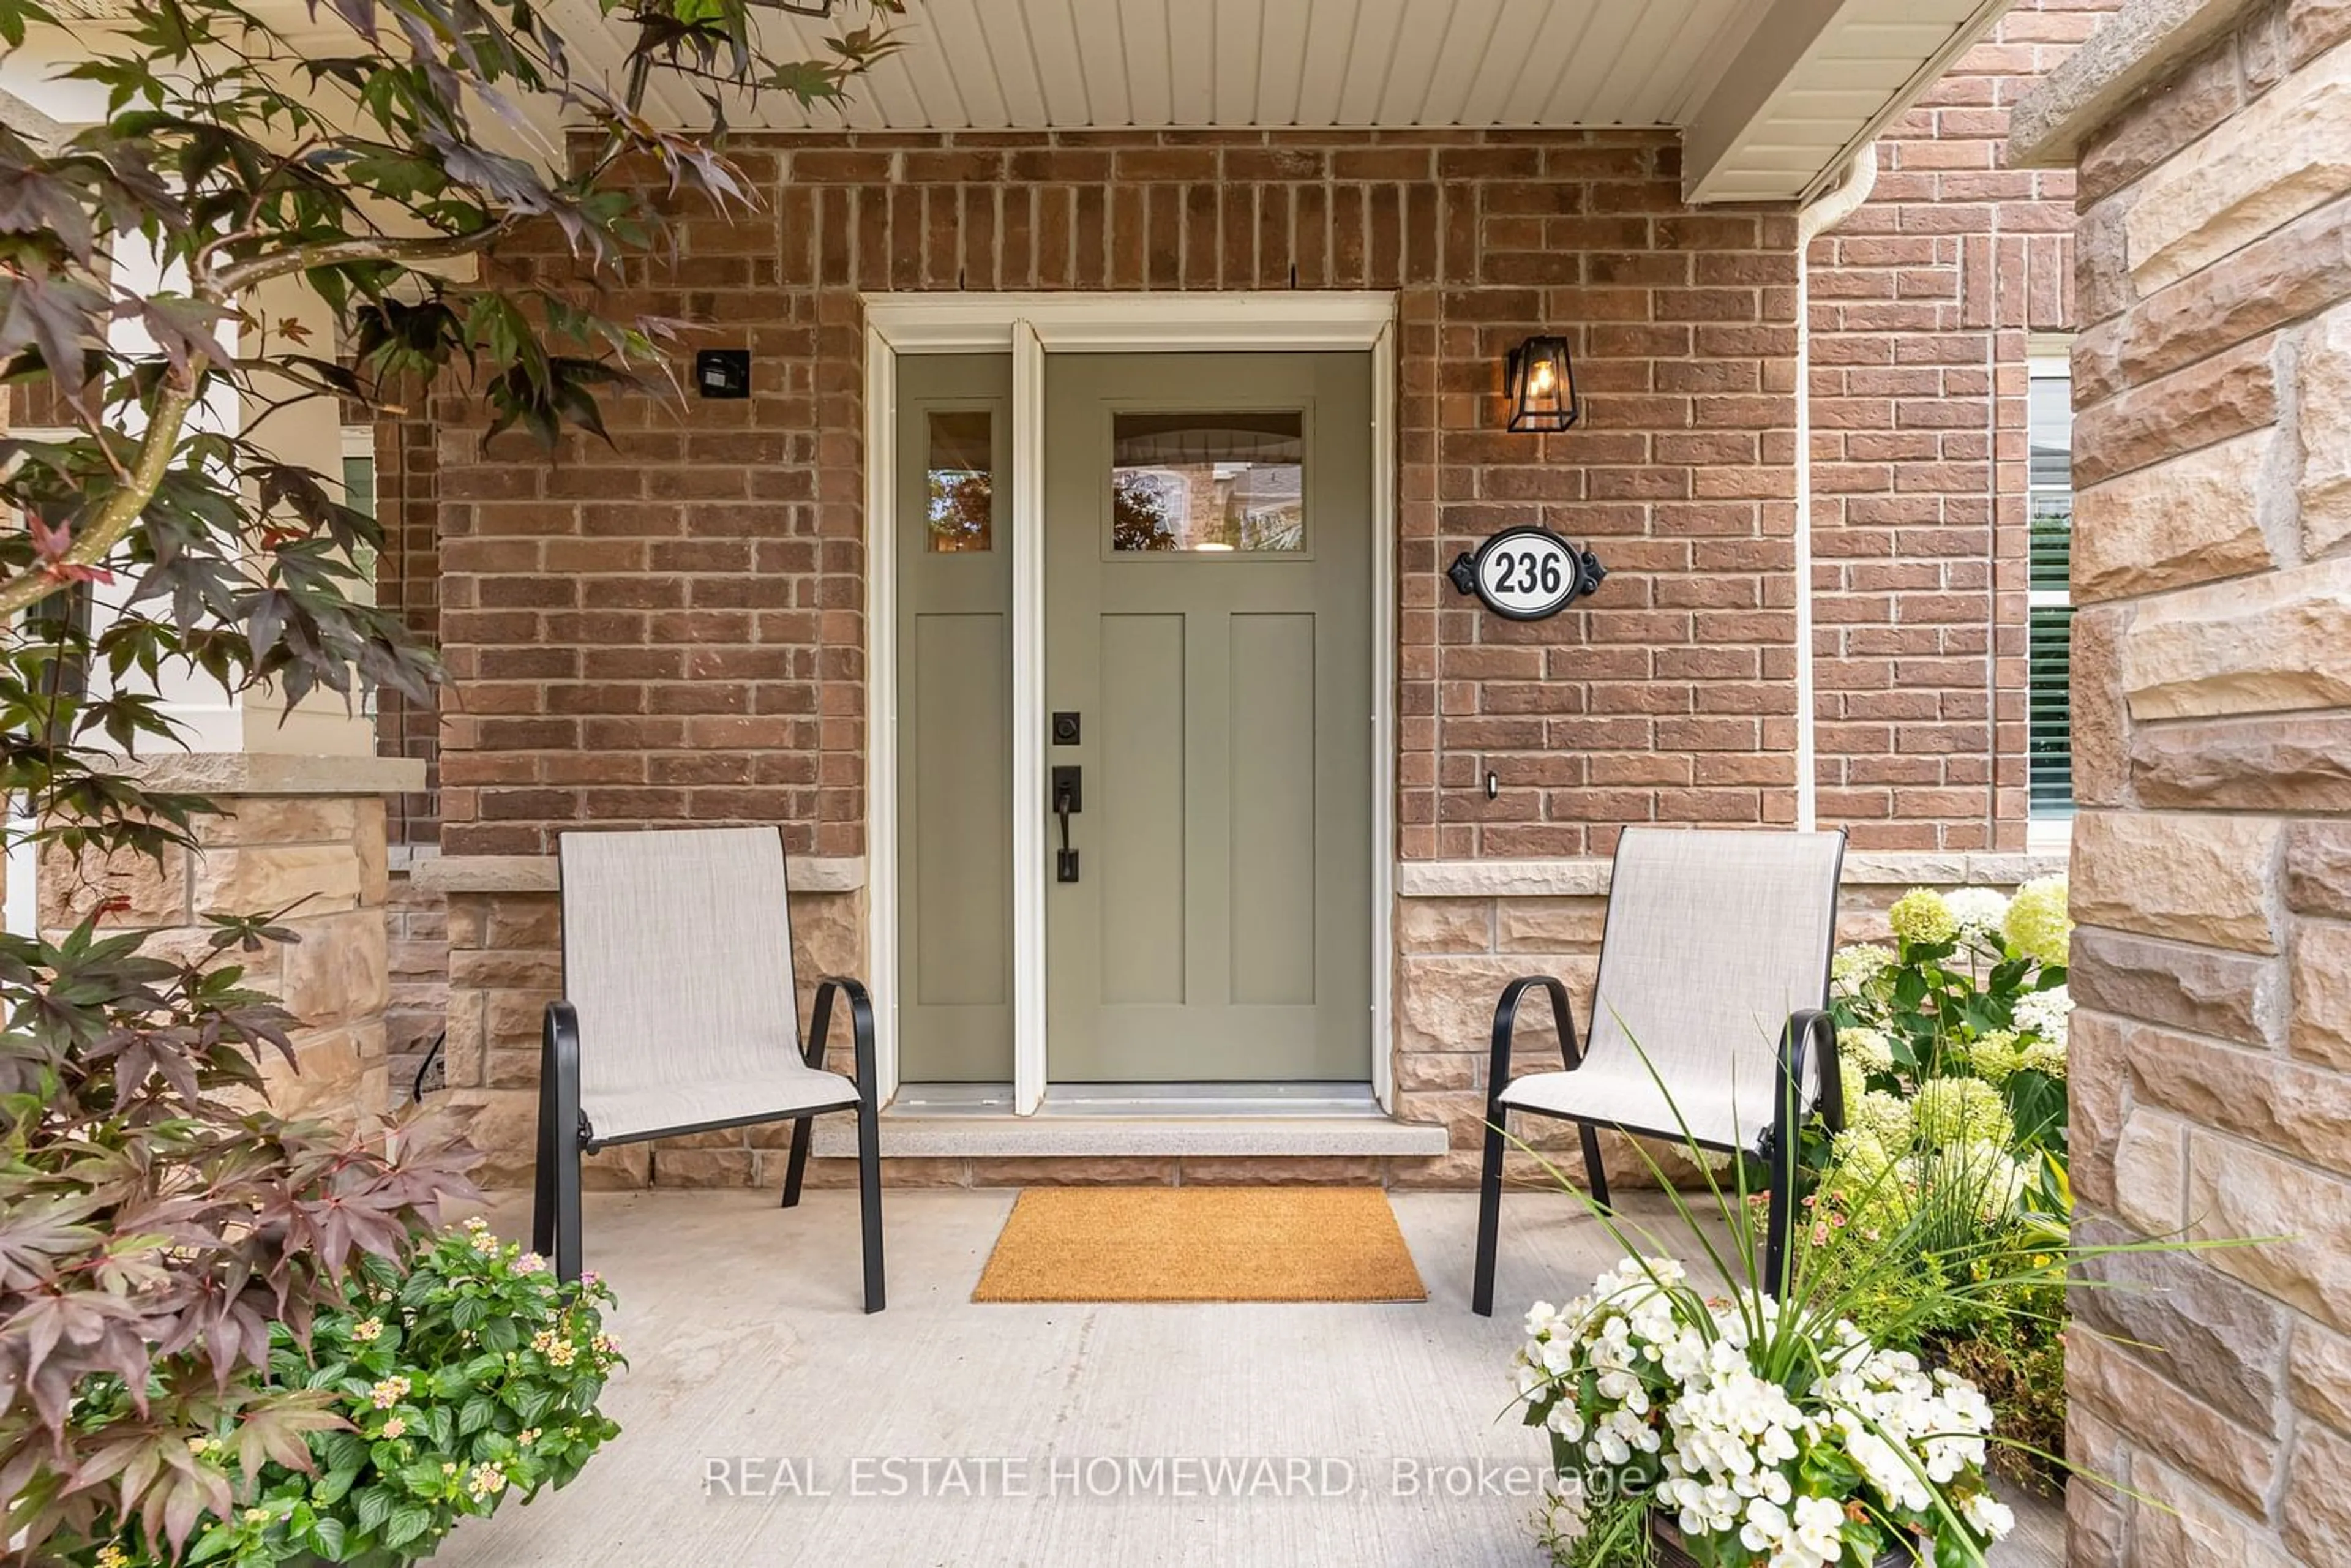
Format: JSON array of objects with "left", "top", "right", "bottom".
[
  {"left": 1468, "top": 832, "right": 1846, "bottom": 1318},
  {"left": 530, "top": 838, "right": 887, "bottom": 1313}
]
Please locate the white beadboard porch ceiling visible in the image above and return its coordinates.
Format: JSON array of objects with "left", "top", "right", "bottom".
[{"left": 582, "top": 0, "right": 2014, "bottom": 204}]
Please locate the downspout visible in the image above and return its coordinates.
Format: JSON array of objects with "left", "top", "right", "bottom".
[{"left": 1791, "top": 145, "right": 1878, "bottom": 832}]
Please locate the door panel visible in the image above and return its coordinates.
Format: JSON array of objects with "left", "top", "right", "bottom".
[
  {"left": 1044, "top": 351, "right": 1372, "bottom": 1082},
  {"left": 1097, "top": 612, "right": 1187, "bottom": 1004},
  {"left": 1229, "top": 612, "right": 1316, "bottom": 1008},
  {"left": 912, "top": 613, "right": 1008, "bottom": 1007},
  {"left": 895, "top": 354, "right": 1013, "bottom": 1081}
]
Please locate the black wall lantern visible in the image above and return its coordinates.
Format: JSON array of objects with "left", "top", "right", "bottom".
[{"left": 1504, "top": 334, "right": 1577, "bottom": 432}]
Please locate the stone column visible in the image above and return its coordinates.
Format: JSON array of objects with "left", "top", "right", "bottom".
[
  {"left": 39, "top": 754, "right": 422, "bottom": 1122},
  {"left": 2011, "top": 4, "right": 2351, "bottom": 1561}
]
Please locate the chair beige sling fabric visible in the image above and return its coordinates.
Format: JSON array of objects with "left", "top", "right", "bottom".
[
  {"left": 533, "top": 826, "right": 885, "bottom": 1311},
  {"left": 1470, "top": 827, "right": 1846, "bottom": 1314}
]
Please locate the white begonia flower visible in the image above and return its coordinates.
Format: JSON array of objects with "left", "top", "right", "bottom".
[
  {"left": 1520, "top": 1260, "right": 2004, "bottom": 1567},
  {"left": 1964, "top": 1492, "right": 2015, "bottom": 1539},
  {"left": 1792, "top": 1495, "right": 1847, "bottom": 1559}
]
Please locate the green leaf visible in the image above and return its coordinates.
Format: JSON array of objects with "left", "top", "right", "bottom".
[
  {"left": 186, "top": 1523, "right": 241, "bottom": 1564},
  {"left": 384, "top": 1504, "right": 434, "bottom": 1548},
  {"left": 353, "top": 1484, "right": 394, "bottom": 1532},
  {"left": 315, "top": 1460, "right": 362, "bottom": 1506},
  {"left": 459, "top": 1393, "right": 497, "bottom": 1435}
]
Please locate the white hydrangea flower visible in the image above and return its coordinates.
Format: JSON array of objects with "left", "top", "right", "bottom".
[
  {"left": 2012, "top": 985, "right": 2072, "bottom": 1041},
  {"left": 1838, "top": 1025, "right": 1895, "bottom": 1075},
  {"left": 1847, "top": 1088, "right": 1914, "bottom": 1147},
  {"left": 1831, "top": 943, "right": 1896, "bottom": 989},
  {"left": 1944, "top": 887, "right": 2011, "bottom": 942},
  {"left": 2020, "top": 1035, "right": 2068, "bottom": 1079}
]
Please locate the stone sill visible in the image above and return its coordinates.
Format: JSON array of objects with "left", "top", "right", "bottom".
[
  {"left": 1398, "top": 850, "right": 2068, "bottom": 899},
  {"left": 124, "top": 752, "right": 427, "bottom": 798},
  {"left": 810, "top": 1114, "right": 1450, "bottom": 1160},
  {"left": 418, "top": 849, "right": 2063, "bottom": 900},
  {"left": 414, "top": 852, "right": 867, "bottom": 896}
]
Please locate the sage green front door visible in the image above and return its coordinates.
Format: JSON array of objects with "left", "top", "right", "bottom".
[{"left": 1044, "top": 352, "right": 1373, "bottom": 1082}]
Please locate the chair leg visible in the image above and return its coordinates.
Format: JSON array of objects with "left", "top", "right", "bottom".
[
  {"left": 1577, "top": 1122, "right": 1611, "bottom": 1211},
  {"left": 531, "top": 1077, "right": 556, "bottom": 1259},
  {"left": 554, "top": 1138, "right": 584, "bottom": 1285},
  {"left": 855, "top": 1087, "right": 885, "bottom": 1314},
  {"left": 781, "top": 1116, "right": 813, "bottom": 1209},
  {"left": 1471, "top": 1109, "right": 1505, "bottom": 1317},
  {"left": 1763, "top": 1136, "right": 1796, "bottom": 1299}
]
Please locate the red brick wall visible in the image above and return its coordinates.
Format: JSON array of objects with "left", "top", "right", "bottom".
[
  {"left": 1805, "top": 0, "right": 2117, "bottom": 851},
  {"left": 428, "top": 129, "right": 1804, "bottom": 860}
]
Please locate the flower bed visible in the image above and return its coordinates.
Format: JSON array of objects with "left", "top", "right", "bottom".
[
  {"left": 1521, "top": 1259, "right": 2014, "bottom": 1567},
  {"left": 1515, "top": 878, "right": 2078, "bottom": 1564},
  {"left": 1819, "top": 877, "right": 2072, "bottom": 1487},
  {"left": 87, "top": 1218, "right": 624, "bottom": 1567}
]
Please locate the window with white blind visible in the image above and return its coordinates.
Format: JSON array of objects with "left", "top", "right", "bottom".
[{"left": 2027, "top": 357, "right": 2074, "bottom": 820}]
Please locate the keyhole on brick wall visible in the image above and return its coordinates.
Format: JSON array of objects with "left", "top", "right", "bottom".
[{"left": 1485, "top": 771, "right": 1499, "bottom": 801}]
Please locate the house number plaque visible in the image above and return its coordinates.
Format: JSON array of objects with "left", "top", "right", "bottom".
[{"left": 1447, "top": 525, "right": 1606, "bottom": 621}]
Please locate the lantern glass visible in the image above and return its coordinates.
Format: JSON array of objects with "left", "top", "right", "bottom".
[{"left": 1505, "top": 335, "right": 1577, "bottom": 432}]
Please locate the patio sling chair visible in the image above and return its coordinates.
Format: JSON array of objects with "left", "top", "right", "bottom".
[
  {"left": 531, "top": 825, "right": 885, "bottom": 1312},
  {"left": 1469, "top": 827, "right": 1846, "bottom": 1316}
]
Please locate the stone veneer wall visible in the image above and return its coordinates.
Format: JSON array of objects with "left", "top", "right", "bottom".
[
  {"left": 2011, "top": 0, "right": 2351, "bottom": 1560},
  {"left": 384, "top": 861, "right": 449, "bottom": 1103},
  {"left": 429, "top": 853, "right": 2059, "bottom": 1191},
  {"left": 37, "top": 756, "right": 419, "bottom": 1123}
]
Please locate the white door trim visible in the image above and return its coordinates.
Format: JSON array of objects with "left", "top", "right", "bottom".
[{"left": 862, "top": 291, "right": 1400, "bottom": 1114}]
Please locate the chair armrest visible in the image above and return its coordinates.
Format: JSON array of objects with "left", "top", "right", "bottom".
[
  {"left": 1774, "top": 1008, "right": 1840, "bottom": 1142},
  {"left": 809, "top": 974, "right": 879, "bottom": 1092},
  {"left": 542, "top": 1000, "right": 587, "bottom": 1146},
  {"left": 1487, "top": 975, "right": 1583, "bottom": 1111}
]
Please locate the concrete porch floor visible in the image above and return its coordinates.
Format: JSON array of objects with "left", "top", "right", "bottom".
[{"left": 438, "top": 1188, "right": 2066, "bottom": 1567}]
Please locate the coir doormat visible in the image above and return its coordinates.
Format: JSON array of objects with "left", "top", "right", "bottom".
[{"left": 972, "top": 1187, "right": 1428, "bottom": 1303}]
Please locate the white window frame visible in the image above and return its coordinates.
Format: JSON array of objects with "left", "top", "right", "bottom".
[
  {"left": 2025, "top": 345, "right": 2074, "bottom": 846},
  {"left": 860, "top": 293, "right": 1399, "bottom": 1116}
]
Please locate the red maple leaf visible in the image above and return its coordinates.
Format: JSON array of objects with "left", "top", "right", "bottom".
[{"left": 28, "top": 515, "right": 114, "bottom": 587}]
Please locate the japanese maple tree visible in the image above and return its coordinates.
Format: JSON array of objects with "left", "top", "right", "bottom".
[{"left": 0, "top": 0, "right": 897, "bottom": 1556}]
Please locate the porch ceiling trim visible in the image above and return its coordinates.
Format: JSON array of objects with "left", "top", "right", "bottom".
[
  {"left": 1681, "top": 0, "right": 2017, "bottom": 203},
  {"left": 523, "top": 0, "right": 2020, "bottom": 206}
]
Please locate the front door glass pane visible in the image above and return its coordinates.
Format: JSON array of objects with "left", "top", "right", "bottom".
[
  {"left": 1111, "top": 411, "right": 1303, "bottom": 552},
  {"left": 926, "top": 410, "right": 993, "bottom": 552}
]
